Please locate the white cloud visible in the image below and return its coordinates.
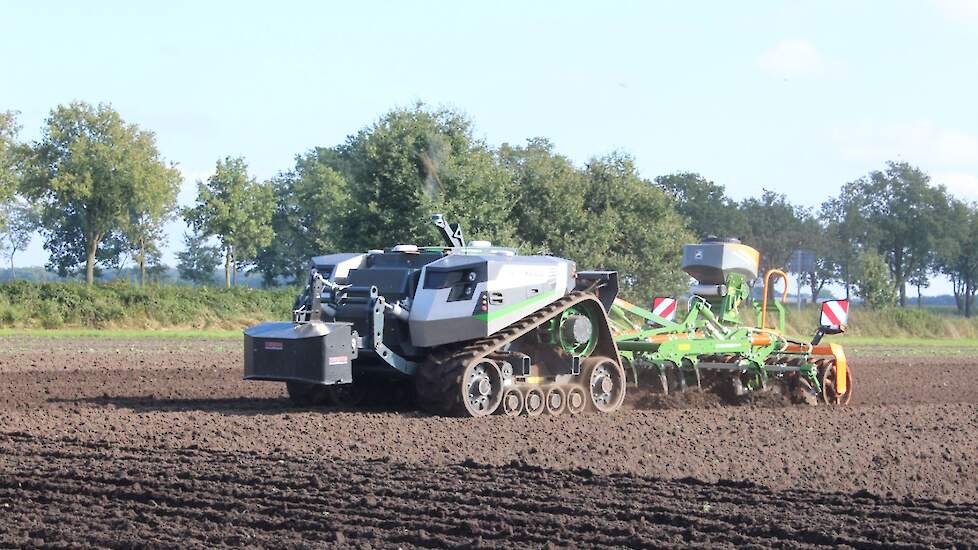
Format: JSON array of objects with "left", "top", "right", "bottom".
[
  {"left": 832, "top": 120, "right": 978, "bottom": 166},
  {"left": 932, "top": 0, "right": 978, "bottom": 25},
  {"left": 935, "top": 172, "right": 978, "bottom": 199},
  {"left": 757, "top": 39, "right": 827, "bottom": 79}
]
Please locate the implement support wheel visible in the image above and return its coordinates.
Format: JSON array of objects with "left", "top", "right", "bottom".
[{"left": 820, "top": 360, "right": 853, "bottom": 405}]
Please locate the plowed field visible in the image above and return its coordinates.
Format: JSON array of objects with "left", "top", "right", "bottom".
[{"left": 1, "top": 337, "right": 976, "bottom": 548}]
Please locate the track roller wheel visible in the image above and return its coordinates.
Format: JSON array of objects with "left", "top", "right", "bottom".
[
  {"left": 458, "top": 359, "right": 504, "bottom": 417},
  {"left": 545, "top": 386, "right": 567, "bottom": 416},
  {"left": 285, "top": 381, "right": 329, "bottom": 407},
  {"left": 566, "top": 386, "right": 587, "bottom": 415},
  {"left": 498, "top": 386, "right": 524, "bottom": 417},
  {"left": 820, "top": 361, "right": 853, "bottom": 405},
  {"left": 524, "top": 387, "right": 545, "bottom": 416},
  {"left": 582, "top": 356, "right": 626, "bottom": 413}
]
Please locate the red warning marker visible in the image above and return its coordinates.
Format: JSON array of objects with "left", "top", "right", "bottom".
[
  {"left": 820, "top": 299, "right": 849, "bottom": 328},
  {"left": 652, "top": 297, "right": 678, "bottom": 322}
]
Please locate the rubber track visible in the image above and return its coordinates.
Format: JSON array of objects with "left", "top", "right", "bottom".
[{"left": 416, "top": 291, "right": 605, "bottom": 416}]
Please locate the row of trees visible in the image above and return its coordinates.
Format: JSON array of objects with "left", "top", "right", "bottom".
[
  {"left": 178, "top": 108, "right": 693, "bottom": 299},
  {"left": 0, "top": 103, "right": 180, "bottom": 285},
  {"left": 2, "top": 102, "right": 977, "bottom": 314}
]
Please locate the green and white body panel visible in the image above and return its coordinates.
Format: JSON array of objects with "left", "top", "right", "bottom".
[{"left": 410, "top": 253, "right": 575, "bottom": 347}]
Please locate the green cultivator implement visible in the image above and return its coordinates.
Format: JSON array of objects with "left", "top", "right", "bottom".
[{"left": 610, "top": 238, "right": 852, "bottom": 405}]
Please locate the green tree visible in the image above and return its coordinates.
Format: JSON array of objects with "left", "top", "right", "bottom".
[
  {"left": 851, "top": 162, "right": 947, "bottom": 307},
  {"left": 853, "top": 250, "right": 897, "bottom": 309},
  {"left": 125, "top": 212, "right": 169, "bottom": 287},
  {"left": 0, "top": 200, "right": 38, "bottom": 279},
  {"left": 119, "top": 160, "right": 179, "bottom": 287},
  {"left": 184, "top": 157, "right": 274, "bottom": 287},
  {"left": 255, "top": 149, "right": 351, "bottom": 285},
  {"left": 502, "top": 143, "right": 692, "bottom": 298},
  {"left": 582, "top": 153, "right": 693, "bottom": 298},
  {"left": 795, "top": 214, "right": 837, "bottom": 303},
  {"left": 0, "top": 110, "right": 21, "bottom": 209},
  {"left": 908, "top": 267, "right": 930, "bottom": 308},
  {"left": 654, "top": 172, "right": 748, "bottom": 240},
  {"left": 330, "top": 105, "right": 516, "bottom": 249},
  {"left": 819, "top": 181, "right": 869, "bottom": 299},
  {"left": 501, "top": 138, "right": 606, "bottom": 260},
  {"left": 176, "top": 231, "right": 221, "bottom": 285},
  {"left": 20, "top": 102, "right": 181, "bottom": 284},
  {"left": 936, "top": 200, "right": 978, "bottom": 316},
  {"left": 739, "top": 190, "right": 809, "bottom": 273},
  {"left": 104, "top": 207, "right": 173, "bottom": 287}
]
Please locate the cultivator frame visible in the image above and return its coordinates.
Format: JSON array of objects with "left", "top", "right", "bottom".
[{"left": 610, "top": 270, "right": 852, "bottom": 405}]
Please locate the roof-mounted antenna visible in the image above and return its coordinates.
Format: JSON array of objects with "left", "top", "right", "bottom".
[{"left": 431, "top": 213, "right": 465, "bottom": 248}]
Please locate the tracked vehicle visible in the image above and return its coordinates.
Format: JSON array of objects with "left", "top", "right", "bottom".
[
  {"left": 610, "top": 238, "right": 852, "bottom": 405},
  {"left": 244, "top": 215, "right": 626, "bottom": 417}
]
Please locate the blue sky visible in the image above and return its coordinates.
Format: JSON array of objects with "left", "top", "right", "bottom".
[{"left": 4, "top": 1, "right": 978, "bottom": 293}]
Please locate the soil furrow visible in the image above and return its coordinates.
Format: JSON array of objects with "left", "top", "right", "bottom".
[{"left": 2, "top": 434, "right": 976, "bottom": 549}]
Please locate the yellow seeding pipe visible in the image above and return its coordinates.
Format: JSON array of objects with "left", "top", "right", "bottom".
[{"left": 759, "top": 268, "right": 789, "bottom": 330}]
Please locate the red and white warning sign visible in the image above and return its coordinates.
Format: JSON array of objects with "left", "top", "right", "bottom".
[
  {"left": 820, "top": 299, "right": 849, "bottom": 328},
  {"left": 652, "top": 297, "right": 678, "bottom": 322}
]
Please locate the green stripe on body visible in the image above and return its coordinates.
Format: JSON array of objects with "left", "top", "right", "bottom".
[{"left": 473, "top": 290, "right": 558, "bottom": 322}]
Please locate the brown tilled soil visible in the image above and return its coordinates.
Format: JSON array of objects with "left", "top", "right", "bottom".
[
  {"left": 4, "top": 434, "right": 977, "bottom": 549},
  {"left": 1, "top": 337, "right": 977, "bottom": 548}
]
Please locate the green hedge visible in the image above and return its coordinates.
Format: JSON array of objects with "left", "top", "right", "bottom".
[
  {"left": 755, "top": 303, "right": 978, "bottom": 340},
  {"left": 3, "top": 280, "right": 976, "bottom": 338},
  {"left": 0, "top": 280, "right": 296, "bottom": 329}
]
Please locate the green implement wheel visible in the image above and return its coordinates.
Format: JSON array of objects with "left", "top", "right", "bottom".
[{"left": 553, "top": 306, "right": 599, "bottom": 358}]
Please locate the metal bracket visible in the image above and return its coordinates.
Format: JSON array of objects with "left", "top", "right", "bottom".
[
  {"left": 370, "top": 291, "right": 418, "bottom": 376},
  {"left": 489, "top": 352, "right": 531, "bottom": 376}
]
